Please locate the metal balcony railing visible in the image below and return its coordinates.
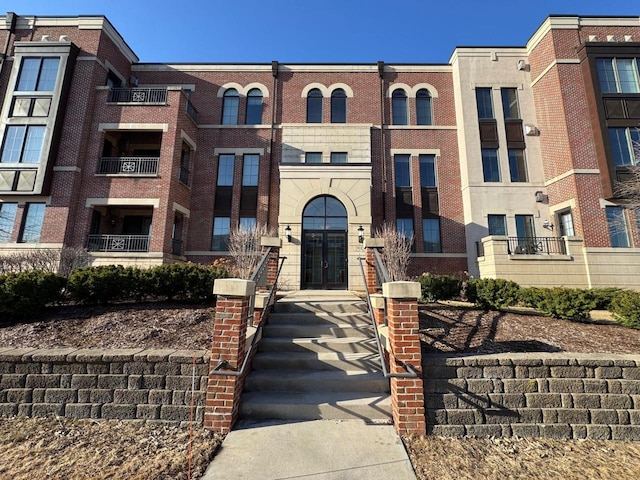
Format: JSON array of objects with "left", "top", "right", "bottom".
[
  {"left": 108, "top": 87, "right": 168, "bottom": 104},
  {"left": 507, "top": 236, "right": 566, "bottom": 255},
  {"left": 186, "top": 99, "right": 198, "bottom": 123},
  {"left": 178, "top": 165, "right": 190, "bottom": 185},
  {"left": 98, "top": 157, "right": 159, "bottom": 175},
  {"left": 87, "top": 234, "right": 150, "bottom": 252},
  {"left": 171, "top": 238, "right": 183, "bottom": 256}
]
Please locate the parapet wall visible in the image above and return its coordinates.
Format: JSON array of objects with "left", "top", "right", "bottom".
[
  {"left": 0, "top": 348, "right": 210, "bottom": 425},
  {"left": 424, "top": 354, "right": 640, "bottom": 440}
]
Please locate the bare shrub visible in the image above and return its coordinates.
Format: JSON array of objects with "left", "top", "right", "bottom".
[
  {"left": 58, "top": 247, "right": 91, "bottom": 277},
  {"left": 374, "top": 223, "right": 413, "bottom": 281},
  {"left": 227, "top": 223, "right": 274, "bottom": 279},
  {"left": 0, "top": 247, "right": 89, "bottom": 276}
]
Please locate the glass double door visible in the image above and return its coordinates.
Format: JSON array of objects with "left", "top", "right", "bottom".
[{"left": 302, "top": 231, "right": 347, "bottom": 289}]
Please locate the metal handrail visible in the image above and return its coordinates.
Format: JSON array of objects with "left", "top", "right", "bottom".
[
  {"left": 358, "top": 255, "right": 418, "bottom": 379},
  {"left": 210, "top": 252, "right": 286, "bottom": 377},
  {"left": 372, "top": 248, "right": 390, "bottom": 284}
]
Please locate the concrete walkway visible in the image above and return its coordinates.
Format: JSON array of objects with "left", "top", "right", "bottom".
[{"left": 202, "top": 419, "right": 418, "bottom": 480}]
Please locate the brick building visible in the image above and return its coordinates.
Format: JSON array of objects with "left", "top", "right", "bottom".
[{"left": 0, "top": 13, "right": 639, "bottom": 290}]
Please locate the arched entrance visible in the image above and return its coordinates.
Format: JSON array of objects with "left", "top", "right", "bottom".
[{"left": 301, "top": 196, "right": 348, "bottom": 289}]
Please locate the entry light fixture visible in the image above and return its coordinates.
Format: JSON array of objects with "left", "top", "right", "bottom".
[
  {"left": 358, "top": 225, "right": 364, "bottom": 243},
  {"left": 543, "top": 219, "right": 554, "bottom": 231},
  {"left": 285, "top": 225, "right": 292, "bottom": 243}
]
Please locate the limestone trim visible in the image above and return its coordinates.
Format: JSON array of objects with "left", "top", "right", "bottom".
[
  {"left": 244, "top": 82, "right": 270, "bottom": 97},
  {"left": 85, "top": 198, "right": 160, "bottom": 208},
  {"left": 213, "top": 148, "right": 265, "bottom": 156},
  {"left": 98, "top": 123, "right": 168, "bottom": 132},
  {"left": 411, "top": 83, "right": 439, "bottom": 98},
  {"left": 289, "top": 187, "right": 358, "bottom": 220},
  {"left": 0, "top": 243, "right": 63, "bottom": 250},
  {"left": 172, "top": 202, "right": 190, "bottom": 218},
  {"left": 411, "top": 253, "right": 468, "bottom": 258},
  {"left": 531, "top": 59, "right": 582, "bottom": 87},
  {"left": 217, "top": 82, "right": 269, "bottom": 97},
  {"left": 387, "top": 83, "right": 411, "bottom": 97},
  {"left": 180, "top": 130, "right": 197, "bottom": 151},
  {"left": 384, "top": 125, "right": 457, "bottom": 130},
  {"left": 53, "top": 166, "right": 81, "bottom": 172},
  {"left": 216, "top": 83, "right": 243, "bottom": 97},
  {"left": 391, "top": 148, "right": 441, "bottom": 156},
  {"left": 549, "top": 199, "right": 577, "bottom": 214},
  {"left": 199, "top": 125, "right": 270, "bottom": 129},
  {"left": 328, "top": 83, "right": 354, "bottom": 97},
  {"left": 544, "top": 169, "right": 601, "bottom": 187},
  {"left": 301, "top": 83, "right": 330, "bottom": 97}
]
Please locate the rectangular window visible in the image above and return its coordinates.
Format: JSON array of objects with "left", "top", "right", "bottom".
[
  {"left": 609, "top": 127, "right": 640, "bottom": 166},
  {"left": 239, "top": 217, "right": 256, "bottom": 231},
  {"left": 558, "top": 211, "right": 575, "bottom": 237},
  {"left": 419, "top": 154, "right": 436, "bottom": 187},
  {"left": 242, "top": 154, "right": 259, "bottom": 186},
  {"left": 330, "top": 152, "right": 347, "bottom": 164},
  {"left": 481, "top": 149, "right": 500, "bottom": 182},
  {"left": 501, "top": 88, "right": 520, "bottom": 119},
  {"left": 305, "top": 152, "right": 322, "bottom": 163},
  {"left": 606, "top": 206, "right": 630, "bottom": 247},
  {"left": 217, "top": 155, "right": 235, "bottom": 186},
  {"left": 396, "top": 218, "right": 414, "bottom": 239},
  {"left": 0, "top": 203, "right": 18, "bottom": 242},
  {"left": 211, "top": 217, "right": 231, "bottom": 251},
  {"left": 617, "top": 58, "right": 640, "bottom": 93},
  {"left": 423, "top": 218, "right": 441, "bottom": 253},
  {"left": 476, "top": 88, "right": 494, "bottom": 119},
  {"left": 19, "top": 203, "right": 45, "bottom": 243},
  {"left": 488, "top": 214, "right": 507, "bottom": 236},
  {"left": 515, "top": 214, "right": 535, "bottom": 239},
  {"left": 0, "top": 125, "right": 46, "bottom": 163},
  {"left": 508, "top": 149, "right": 528, "bottom": 182},
  {"left": 16, "top": 57, "right": 60, "bottom": 91},
  {"left": 394, "top": 154, "right": 411, "bottom": 187},
  {"left": 597, "top": 58, "right": 640, "bottom": 93}
]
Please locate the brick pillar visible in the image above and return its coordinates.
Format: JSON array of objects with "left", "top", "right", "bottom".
[
  {"left": 205, "top": 279, "right": 255, "bottom": 434},
  {"left": 363, "top": 238, "right": 385, "bottom": 294},
  {"left": 260, "top": 237, "right": 282, "bottom": 289},
  {"left": 370, "top": 294, "right": 385, "bottom": 326},
  {"left": 383, "top": 281, "right": 426, "bottom": 436}
]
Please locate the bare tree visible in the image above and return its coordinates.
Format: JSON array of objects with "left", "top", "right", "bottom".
[
  {"left": 612, "top": 131, "right": 640, "bottom": 236},
  {"left": 227, "top": 223, "right": 273, "bottom": 279},
  {"left": 374, "top": 223, "right": 413, "bottom": 281}
]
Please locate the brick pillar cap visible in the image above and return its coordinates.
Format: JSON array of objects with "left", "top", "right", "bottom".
[
  {"left": 261, "top": 237, "right": 282, "bottom": 248},
  {"left": 363, "top": 238, "right": 384, "bottom": 249},
  {"left": 382, "top": 281, "right": 421, "bottom": 300},
  {"left": 370, "top": 294, "right": 385, "bottom": 309},
  {"left": 213, "top": 279, "right": 256, "bottom": 297}
]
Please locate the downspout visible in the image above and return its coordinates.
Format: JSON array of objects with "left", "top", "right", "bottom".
[
  {"left": 378, "top": 61, "right": 386, "bottom": 221},
  {"left": 268, "top": 60, "right": 278, "bottom": 230},
  {"left": 0, "top": 12, "right": 17, "bottom": 81}
]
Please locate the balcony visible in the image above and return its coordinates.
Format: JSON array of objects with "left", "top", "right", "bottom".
[
  {"left": 178, "top": 165, "right": 190, "bottom": 185},
  {"left": 506, "top": 236, "right": 567, "bottom": 255},
  {"left": 98, "top": 157, "right": 159, "bottom": 175},
  {"left": 186, "top": 98, "right": 198, "bottom": 123},
  {"left": 108, "top": 87, "right": 168, "bottom": 104},
  {"left": 87, "top": 234, "right": 150, "bottom": 252}
]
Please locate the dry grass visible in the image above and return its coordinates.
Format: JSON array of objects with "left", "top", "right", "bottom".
[
  {"left": 0, "top": 417, "right": 223, "bottom": 480},
  {"left": 404, "top": 435, "right": 640, "bottom": 480}
]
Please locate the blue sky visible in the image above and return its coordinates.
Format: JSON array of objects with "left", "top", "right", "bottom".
[{"left": 11, "top": 1, "right": 640, "bottom": 63}]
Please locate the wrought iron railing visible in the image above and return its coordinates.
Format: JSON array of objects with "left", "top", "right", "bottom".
[
  {"left": 108, "top": 87, "right": 168, "bottom": 104},
  {"left": 87, "top": 234, "right": 150, "bottom": 252},
  {"left": 357, "top": 250, "right": 417, "bottom": 379},
  {"left": 211, "top": 247, "right": 286, "bottom": 377},
  {"left": 178, "top": 165, "right": 190, "bottom": 185},
  {"left": 171, "top": 239, "right": 183, "bottom": 256},
  {"left": 507, "top": 236, "right": 567, "bottom": 255},
  {"left": 186, "top": 99, "right": 198, "bottom": 123},
  {"left": 98, "top": 157, "right": 159, "bottom": 175}
]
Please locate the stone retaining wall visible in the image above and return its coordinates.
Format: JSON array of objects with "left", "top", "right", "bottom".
[
  {"left": 424, "top": 354, "right": 640, "bottom": 440},
  {"left": 0, "top": 348, "right": 210, "bottom": 425}
]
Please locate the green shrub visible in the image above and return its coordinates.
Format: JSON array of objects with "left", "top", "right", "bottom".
[
  {"left": 609, "top": 290, "right": 640, "bottom": 329},
  {"left": 534, "top": 287, "right": 596, "bottom": 321},
  {"left": 588, "top": 287, "right": 622, "bottom": 310},
  {"left": 0, "top": 270, "right": 66, "bottom": 319},
  {"left": 143, "top": 263, "right": 228, "bottom": 302},
  {"left": 67, "top": 265, "right": 142, "bottom": 304},
  {"left": 518, "top": 287, "right": 547, "bottom": 308},
  {"left": 469, "top": 278, "right": 520, "bottom": 310},
  {"left": 418, "top": 274, "right": 461, "bottom": 302}
]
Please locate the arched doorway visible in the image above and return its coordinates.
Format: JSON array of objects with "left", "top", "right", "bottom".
[{"left": 301, "top": 196, "right": 348, "bottom": 289}]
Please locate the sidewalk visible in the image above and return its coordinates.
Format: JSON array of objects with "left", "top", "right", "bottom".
[{"left": 202, "top": 419, "right": 418, "bottom": 480}]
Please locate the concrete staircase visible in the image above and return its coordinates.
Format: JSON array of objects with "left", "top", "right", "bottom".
[{"left": 240, "top": 291, "right": 392, "bottom": 422}]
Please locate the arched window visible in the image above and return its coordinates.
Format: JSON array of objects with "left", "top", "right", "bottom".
[
  {"left": 416, "top": 89, "right": 432, "bottom": 125},
  {"left": 307, "top": 88, "right": 323, "bottom": 123},
  {"left": 392, "top": 89, "right": 408, "bottom": 125},
  {"left": 245, "top": 88, "right": 263, "bottom": 125},
  {"left": 331, "top": 88, "right": 347, "bottom": 123},
  {"left": 222, "top": 88, "right": 239, "bottom": 125}
]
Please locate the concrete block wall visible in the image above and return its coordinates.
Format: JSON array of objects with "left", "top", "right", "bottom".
[
  {"left": 0, "top": 348, "right": 210, "bottom": 425},
  {"left": 424, "top": 354, "right": 640, "bottom": 440}
]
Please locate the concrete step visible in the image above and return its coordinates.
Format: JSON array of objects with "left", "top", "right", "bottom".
[
  {"left": 244, "top": 370, "right": 390, "bottom": 393},
  {"left": 258, "top": 336, "right": 379, "bottom": 354},
  {"left": 240, "top": 391, "right": 392, "bottom": 421},
  {"left": 273, "top": 300, "right": 367, "bottom": 315},
  {"left": 268, "top": 312, "right": 372, "bottom": 327},
  {"left": 262, "top": 324, "right": 374, "bottom": 339},
  {"left": 251, "top": 351, "right": 382, "bottom": 372}
]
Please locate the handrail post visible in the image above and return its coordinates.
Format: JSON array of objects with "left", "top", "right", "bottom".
[
  {"left": 205, "top": 279, "right": 255, "bottom": 433},
  {"left": 383, "top": 281, "right": 426, "bottom": 436},
  {"left": 363, "top": 238, "right": 385, "bottom": 293}
]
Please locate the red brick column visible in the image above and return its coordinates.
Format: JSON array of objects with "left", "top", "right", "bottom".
[
  {"left": 363, "top": 239, "right": 384, "bottom": 294},
  {"left": 260, "top": 237, "right": 282, "bottom": 289},
  {"left": 384, "top": 281, "right": 426, "bottom": 436},
  {"left": 205, "top": 279, "right": 255, "bottom": 434}
]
